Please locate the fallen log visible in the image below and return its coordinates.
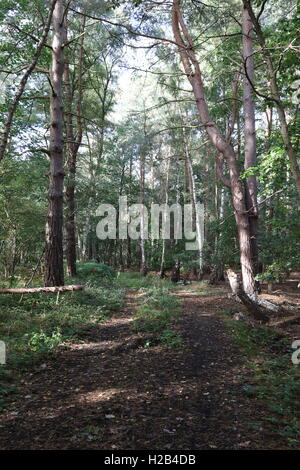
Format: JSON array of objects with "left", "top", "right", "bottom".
[{"left": 0, "top": 285, "right": 84, "bottom": 294}]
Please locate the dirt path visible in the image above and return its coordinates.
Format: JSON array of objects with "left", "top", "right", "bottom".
[{"left": 0, "top": 286, "right": 282, "bottom": 449}]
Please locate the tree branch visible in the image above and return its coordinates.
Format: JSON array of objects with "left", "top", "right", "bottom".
[{"left": 0, "top": 0, "right": 57, "bottom": 161}]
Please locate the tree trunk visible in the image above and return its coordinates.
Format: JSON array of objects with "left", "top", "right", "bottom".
[
  {"left": 172, "top": 0, "right": 256, "bottom": 294},
  {"left": 226, "top": 269, "right": 268, "bottom": 323},
  {"left": 64, "top": 15, "right": 85, "bottom": 277},
  {"left": 243, "top": 0, "right": 300, "bottom": 197},
  {"left": 171, "top": 259, "right": 180, "bottom": 283},
  {"left": 242, "top": 6, "right": 259, "bottom": 274},
  {"left": 44, "top": 0, "right": 65, "bottom": 287},
  {"left": 185, "top": 147, "right": 204, "bottom": 275},
  {"left": 0, "top": 0, "right": 57, "bottom": 161},
  {"left": 140, "top": 150, "right": 147, "bottom": 276},
  {"left": 127, "top": 155, "right": 133, "bottom": 268},
  {"left": 159, "top": 151, "right": 171, "bottom": 278}
]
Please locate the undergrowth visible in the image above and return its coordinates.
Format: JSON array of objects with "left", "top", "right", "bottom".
[
  {"left": 133, "top": 286, "right": 183, "bottom": 349},
  {"left": 116, "top": 271, "right": 174, "bottom": 290},
  {"left": 0, "top": 264, "right": 124, "bottom": 410},
  {"left": 226, "top": 317, "right": 300, "bottom": 447}
]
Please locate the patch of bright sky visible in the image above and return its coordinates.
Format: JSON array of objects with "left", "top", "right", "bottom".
[{"left": 110, "top": 9, "right": 176, "bottom": 124}]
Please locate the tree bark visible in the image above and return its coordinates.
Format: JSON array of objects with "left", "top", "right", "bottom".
[
  {"left": 243, "top": 0, "right": 300, "bottom": 197},
  {"left": 185, "top": 146, "right": 204, "bottom": 276},
  {"left": 64, "top": 15, "right": 85, "bottom": 277},
  {"left": 0, "top": 285, "right": 84, "bottom": 294},
  {"left": 242, "top": 6, "right": 259, "bottom": 274},
  {"left": 172, "top": 0, "right": 256, "bottom": 294},
  {"left": 171, "top": 259, "right": 180, "bottom": 283},
  {"left": 44, "top": 0, "right": 65, "bottom": 287},
  {"left": 159, "top": 151, "right": 171, "bottom": 278},
  {"left": 226, "top": 269, "right": 268, "bottom": 322},
  {"left": 140, "top": 150, "right": 147, "bottom": 275}
]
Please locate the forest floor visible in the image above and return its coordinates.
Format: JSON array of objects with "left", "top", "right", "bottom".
[{"left": 0, "top": 276, "right": 299, "bottom": 450}]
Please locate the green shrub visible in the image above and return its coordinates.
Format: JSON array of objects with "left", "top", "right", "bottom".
[
  {"left": 160, "top": 329, "right": 183, "bottom": 348},
  {"left": 76, "top": 262, "right": 116, "bottom": 280},
  {"left": 26, "top": 327, "right": 63, "bottom": 352},
  {"left": 227, "top": 318, "right": 300, "bottom": 447},
  {"left": 133, "top": 286, "right": 182, "bottom": 348}
]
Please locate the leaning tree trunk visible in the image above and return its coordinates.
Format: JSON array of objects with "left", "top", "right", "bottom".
[
  {"left": 242, "top": 6, "right": 259, "bottom": 274},
  {"left": 172, "top": 0, "right": 256, "bottom": 294},
  {"left": 226, "top": 268, "right": 300, "bottom": 326},
  {"left": 44, "top": 0, "right": 65, "bottom": 287}
]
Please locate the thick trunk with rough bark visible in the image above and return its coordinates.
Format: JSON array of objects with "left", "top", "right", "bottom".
[{"left": 44, "top": 0, "right": 65, "bottom": 287}]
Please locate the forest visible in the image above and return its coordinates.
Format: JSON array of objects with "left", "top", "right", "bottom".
[{"left": 0, "top": 0, "right": 299, "bottom": 453}]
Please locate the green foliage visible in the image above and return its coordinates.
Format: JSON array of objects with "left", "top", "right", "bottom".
[
  {"left": 117, "top": 272, "right": 172, "bottom": 289},
  {"left": 159, "top": 329, "right": 183, "bottom": 348},
  {"left": 204, "top": 214, "right": 239, "bottom": 268},
  {"left": 255, "top": 270, "right": 280, "bottom": 284},
  {"left": 227, "top": 318, "right": 300, "bottom": 447},
  {"left": 26, "top": 328, "right": 63, "bottom": 353},
  {"left": 255, "top": 260, "right": 295, "bottom": 285},
  {"left": 258, "top": 147, "right": 290, "bottom": 195},
  {"left": 0, "top": 266, "right": 125, "bottom": 379},
  {"left": 76, "top": 262, "right": 116, "bottom": 281},
  {"left": 133, "top": 286, "right": 182, "bottom": 348}
]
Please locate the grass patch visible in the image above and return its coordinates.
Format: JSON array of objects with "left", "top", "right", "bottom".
[
  {"left": 226, "top": 317, "right": 300, "bottom": 447},
  {"left": 116, "top": 271, "right": 174, "bottom": 289},
  {"left": 0, "top": 286, "right": 124, "bottom": 368},
  {"left": 133, "top": 285, "right": 183, "bottom": 349}
]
